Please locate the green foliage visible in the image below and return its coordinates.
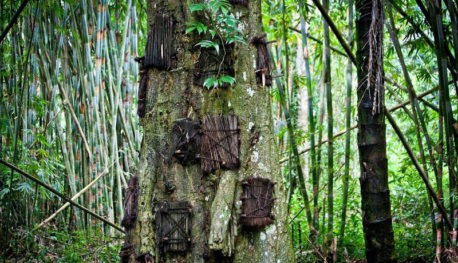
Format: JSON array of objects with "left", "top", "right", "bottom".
[
  {"left": 203, "top": 75, "right": 236, "bottom": 89},
  {"left": 2, "top": 229, "right": 121, "bottom": 262},
  {"left": 186, "top": 0, "right": 244, "bottom": 89},
  {"left": 1, "top": 0, "right": 457, "bottom": 261}
]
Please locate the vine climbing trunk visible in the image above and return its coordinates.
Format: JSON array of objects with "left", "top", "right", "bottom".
[
  {"left": 355, "top": 0, "right": 395, "bottom": 261},
  {"left": 121, "top": 0, "right": 294, "bottom": 262}
]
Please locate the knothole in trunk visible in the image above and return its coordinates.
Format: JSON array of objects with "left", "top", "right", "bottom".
[
  {"left": 201, "top": 115, "right": 240, "bottom": 173},
  {"left": 144, "top": 14, "right": 175, "bottom": 70},
  {"left": 251, "top": 34, "right": 272, "bottom": 87},
  {"left": 137, "top": 70, "right": 149, "bottom": 118},
  {"left": 121, "top": 176, "right": 139, "bottom": 230},
  {"left": 136, "top": 253, "right": 154, "bottom": 263},
  {"left": 240, "top": 177, "right": 275, "bottom": 228},
  {"left": 171, "top": 119, "right": 201, "bottom": 165},
  {"left": 119, "top": 242, "right": 134, "bottom": 263},
  {"left": 229, "top": 0, "right": 249, "bottom": 7},
  {"left": 155, "top": 201, "right": 192, "bottom": 254},
  {"left": 193, "top": 44, "right": 235, "bottom": 88}
]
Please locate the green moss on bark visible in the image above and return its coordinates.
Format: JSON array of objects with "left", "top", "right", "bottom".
[{"left": 123, "top": 1, "right": 294, "bottom": 262}]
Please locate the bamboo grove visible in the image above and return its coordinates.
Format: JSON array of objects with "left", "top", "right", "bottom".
[
  {"left": 0, "top": 0, "right": 457, "bottom": 262},
  {"left": 0, "top": 0, "right": 144, "bottom": 259}
]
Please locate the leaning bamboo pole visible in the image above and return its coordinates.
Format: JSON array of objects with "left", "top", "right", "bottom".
[
  {"left": 0, "top": 159, "right": 124, "bottom": 233},
  {"left": 36, "top": 167, "right": 109, "bottom": 229},
  {"left": 281, "top": 4, "right": 453, "bottom": 230},
  {"left": 0, "top": 0, "right": 140, "bottom": 239},
  {"left": 386, "top": 4, "right": 438, "bottom": 243},
  {"left": 279, "top": 85, "right": 438, "bottom": 164},
  {"left": 385, "top": 110, "right": 453, "bottom": 230}
]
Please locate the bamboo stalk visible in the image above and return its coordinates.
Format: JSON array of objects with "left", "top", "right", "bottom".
[
  {"left": 386, "top": 4, "right": 438, "bottom": 243},
  {"left": 36, "top": 167, "right": 109, "bottom": 229},
  {"left": 309, "top": 0, "right": 356, "bottom": 65},
  {"left": 339, "top": 0, "right": 353, "bottom": 243},
  {"left": 322, "top": 0, "right": 334, "bottom": 254},
  {"left": 385, "top": 109, "right": 453, "bottom": 230},
  {"left": 0, "top": 0, "right": 30, "bottom": 44},
  {"left": 0, "top": 158, "right": 124, "bottom": 233},
  {"left": 297, "top": 0, "right": 319, "bottom": 235},
  {"left": 268, "top": 43, "right": 313, "bottom": 228},
  {"left": 279, "top": 85, "right": 438, "bottom": 163}
]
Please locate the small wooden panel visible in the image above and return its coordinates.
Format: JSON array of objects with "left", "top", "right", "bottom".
[
  {"left": 201, "top": 115, "right": 240, "bottom": 173},
  {"left": 229, "top": 0, "right": 248, "bottom": 6},
  {"left": 119, "top": 243, "right": 134, "bottom": 263},
  {"left": 171, "top": 119, "right": 201, "bottom": 165},
  {"left": 121, "top": 176, "right": 139, "bottom": 230},
  {"left": 193, "top": 45, "right": 234, "bottom": 87},
  {"left": 251, "top": 34, "right": 272, "bottom": 86},
  {"left": 144, "top": 14, "right": 174, "bottom": 70},
  {"left": 240, "top": 177, "right": 275, "bottom": 228},
  {"left": 156, "top": 201, "right": 192, "bottom": 253}
]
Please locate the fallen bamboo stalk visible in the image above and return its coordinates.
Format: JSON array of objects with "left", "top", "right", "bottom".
[
  {"left": 0, "top": 159, "right": 124, "bottom": 233},
  {"left": 36, "top": 167, "right": 110, "bottom": 230},
  {"left": 279, "top": 86, "right": 438, "bottom": 163}
]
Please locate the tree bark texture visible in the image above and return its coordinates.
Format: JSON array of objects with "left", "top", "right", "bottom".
[
  {"left": 355, "top": 0, "right": 395, "bottom": 262},
  {"left": 123, "top": 0, "right": 294, "bottom": 262}
]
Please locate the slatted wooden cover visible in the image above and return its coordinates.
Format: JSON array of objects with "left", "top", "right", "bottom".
[
  {"left": 251, "top": 34, "right": 272, "bottom": 86},
  {"left": 156, "top": 201, "right": 192, "bottom": 253},
  {"left": 171, "top": 119, "right": 201, "bottom": 165},
  {"left": 121, "top": 176, "right": 139, "bottom": 230},
  {"left": 240, "top": 177, "right": 275, "bottom": 227},
  {"left": 119, "top": 243, "right": 134, "bottom": 263},
  {"left": 193, "top": 45, "right": 234, "bottom": 87},
  {"left": 201, "top": 115, "right": 240, "bottom": 173},
  {"left": 229, "top": 0, "right": 248, "bottom": 6},
  {"left": 144, "top": 14, "right": 174, "bottom": 70}
]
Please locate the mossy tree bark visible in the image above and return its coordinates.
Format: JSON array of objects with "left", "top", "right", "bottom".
[
  {"left": 355, "top": 0, "right": 395, "bottom": 261},
  {"left": 123, "top": 0, "right": 295, "bottom": 262}
]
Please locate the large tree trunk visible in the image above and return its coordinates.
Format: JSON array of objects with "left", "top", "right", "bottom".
[
  {"left": 355, "top": 0, "right": 395, "bottom": 261},
  {"left": 122, "top": 0, "right": 294, "bottom": 262}
]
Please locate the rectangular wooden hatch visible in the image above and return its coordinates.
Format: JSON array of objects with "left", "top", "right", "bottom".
[
  {"left": 171, "top": 119, "right": 201, "bottom": 165},
  {"left": 201, "top": 115, "right": 240, "bottom": 173},
  {"left": 251, "top": 34, "right": 272, "bottom": 87},
  {"left": 156, "top": 201, "right": 192, "bottom": 253},
  {"left": 193, "top": 44, "right": 235, "bottom": 87},
  {"left": 144, "top": 14, "right": 174, "bottom": 70},
  {"left": 240, "top": 177, "right": 275, "bottom": 228}
]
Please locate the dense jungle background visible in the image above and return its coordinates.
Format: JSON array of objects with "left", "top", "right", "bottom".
[{"left": 0, "top": 0, "right": 457, "bottom": 262}]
